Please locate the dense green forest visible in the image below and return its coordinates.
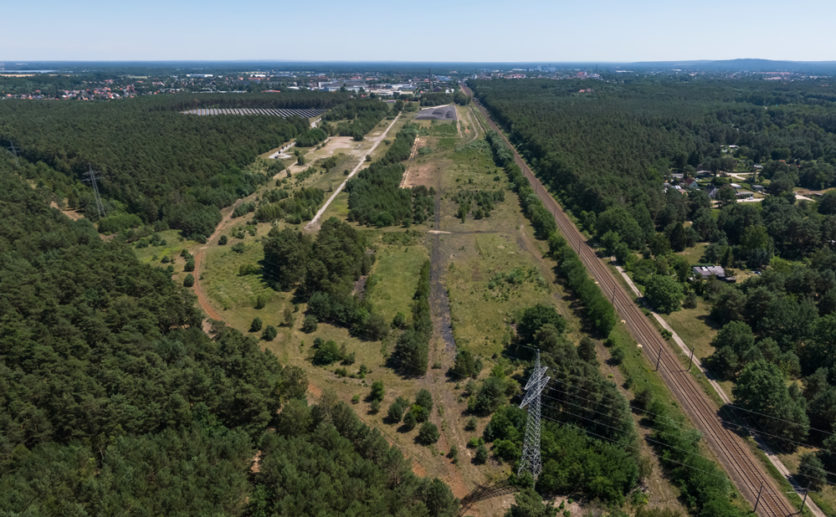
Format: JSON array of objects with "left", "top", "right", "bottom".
[
  {"left": 262, "top": 219, "right": 390, "bottom": 341},
  {"left": 471, "top": 78, "right": 836, "bottom": 488},
  {"left": 0, "top": 165, "right": 456, "bottom": 515},
  {"left": 346, "top": 124, "right": 434, "bottom": 226},
  {"left": 0, "top": 92, "right": 387, "bottom": 239},
  {"left": 322, "top": 99, "right": 391, "bottom": 140}
]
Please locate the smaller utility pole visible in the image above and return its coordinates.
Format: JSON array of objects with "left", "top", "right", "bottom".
[
  {"left": 655, "top": 345, "right": 662, "bottom": 371},
  {"left": 688, "top": 347, "right": 695, "bottom": 372},
  {"left": 753, "top": 482, "right": 764, "bottom": 513}
]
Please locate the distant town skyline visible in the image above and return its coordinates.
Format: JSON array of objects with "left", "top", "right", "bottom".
[{"left": 4, "top": 0, "right": 835, "bottom": 62}]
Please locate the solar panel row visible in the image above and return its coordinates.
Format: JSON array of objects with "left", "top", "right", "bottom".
[{"left": 181, "top": 108, "right": 326, "bottom": 118}]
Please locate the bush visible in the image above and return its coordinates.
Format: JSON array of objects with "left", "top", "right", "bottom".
[
  {"left": 474, "top": 444, "right": 488, "bottom": 464},
  {"left": 254, "top": 295, "right": 266, "bottom": 310},
  {"left": 410, "top": 405, "right": 429, "bottom": 423},
  {"left": 369, "top": 380, "right": 385, "bottom": 402},
  {"left": 313, "top": 340, "right": 341, "bottom": 365},
  {"left": 218, "top": 235, "right": 228, "bottom": 245},
  {"left": 261, "top": 325, "right": 277, "bottom": 341},
  {"left": 464, "top": 417, "right": 477, "bottom": 431},
  {"left": 301, "top": 315, "right": 318, "bottom": 333},
  {"left": 183, "top": 273, "right": 194, "bottom": 288},
  {"left": 184, "top": 258, "right": 195, "bottom": 272},
  {"left": 798, "top": 453, "right": 826, "bottom": 490},
  {"left": 415, "top": 389, "right": 433, "bottom": 412},
  {"left": 387, "top": 397, "right": 409, "bottom": 423},
  {"left": 402, "top": 410, "right": 417, "bottom": 431},
  {"left": 250, "top": 317, "right": 263, "bottom": 332},
  {"left": 417, "top": 422, "right": 440, "bottom": 445}
]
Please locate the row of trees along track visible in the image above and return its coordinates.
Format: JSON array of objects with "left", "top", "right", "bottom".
[{"left": 462, "top": 82, "right": 798, "bottom": 517}]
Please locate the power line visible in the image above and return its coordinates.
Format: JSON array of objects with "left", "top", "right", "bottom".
[
  {"left": 536, "top": 412, "right": 732, "bottom": 480},
  {"left": 543, "top": 378, "right": 836, "bottom": 470},
  {"left": 7, "top": 141, "right": 20, "bottom": 167},
  {"left": 512, "top": 340, "right": 836, "bottom": 441},
  {"left": 517, "top": 349, "right": 549, "bottom": 480},
  {"left": 82, "top": 164, "right": 106, "bottom": 218}
]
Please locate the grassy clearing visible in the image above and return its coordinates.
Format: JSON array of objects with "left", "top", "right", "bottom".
[
  {"left": 677, "top": 241, "right": 708, "bottom": 264},
  {"left": 133, "top": 229, "right": 199, "bottom": 265},
  {"left": 366, "top": 242, "right": 429, "bottom": 325},
  {"left": 446, "top": 232, "right": 554, "bottom": 358},
  {"left": 776, "top": 448, "right": 835, "bottom": 516},
  {"left": 662, "top": 298, "right": 717, "bottom": 361}
]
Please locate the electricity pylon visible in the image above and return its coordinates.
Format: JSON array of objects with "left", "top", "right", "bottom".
[
  {"left": 518, "top": 349, "right": 550, "bottom": 480},
  {"left": 7, "top": 141, "right": 20, "bottom": 167},
  {"left": 82, "top": 164, "right": 106, "bottom": 218}
]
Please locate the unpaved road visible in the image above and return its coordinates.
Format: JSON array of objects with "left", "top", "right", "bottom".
[
  {"left": 465, "top": 83, "right": 799, "bottom": 517},
  {"left": 304, "top": 113, "right": 401, "bottom": 232},
  {"left": 192, "top": 200, "right": 243, "bottom": 331}
]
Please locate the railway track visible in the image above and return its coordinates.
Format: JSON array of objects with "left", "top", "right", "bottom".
[{"left": 464, "top": 85, "right": 797, "bottom": 517}]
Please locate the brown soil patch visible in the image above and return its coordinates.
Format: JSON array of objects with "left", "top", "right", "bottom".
[
  {"left": 50, "top": 201, "right": 84, "bottom": 221},
  {"left": 409, "top": 137, "right": 427, "bottom": 160},
  {"left": 306, "top": 382, "right": 323, "bottom": 399},
  {"left": 401, "top": 162, "right": 436, "bottom": 189},
  {"left": 250, "top": 450, "right": 263, "bottom": 474}
]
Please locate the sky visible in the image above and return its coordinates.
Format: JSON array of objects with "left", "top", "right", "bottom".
[{"left": 3, "top": 0, "right": 835, "bottom": 62}]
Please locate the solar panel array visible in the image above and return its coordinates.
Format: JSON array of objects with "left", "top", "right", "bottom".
[{"left": 181, "top": 108, "right": 326, "bottom": 118}]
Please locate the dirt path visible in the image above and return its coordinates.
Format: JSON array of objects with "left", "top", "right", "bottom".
[
  {"left": 304, "top": 113, "right": 401, "bottom": 232},
  {"left": 417, "top": 144, "right": 492, "bottom": 504},
  {"left": 465, "top": 83, "right": 799, "bottom": 517},
  {"left": 192, "top": 199, "right": 245, "bottom": 331}
]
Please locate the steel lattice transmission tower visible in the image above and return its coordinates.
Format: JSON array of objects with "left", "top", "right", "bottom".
[
  {"left": 82, "top": 164, "right": 106, "bottom": 218},
  {"left": 7, "top": 141, "right": 20, "bottom": 167},
  {"left": 517, "top": 349, "right": 550, "bottom": 480}
]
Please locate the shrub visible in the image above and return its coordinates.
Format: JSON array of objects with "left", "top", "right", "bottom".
[
  {"left": 369, "top": 380, "right": 385, "bottom": 402},
  {"left": 402, "top": 410, "right": 417, "bottom": 431},
  {"left": 261, "top": 325, "right": 277, "bottom": 341},
  {"left": 387, "top": 397, "right": 409, "bottom": 423},
  {"left": 249, "top": 317, "right": 263, "bottom": 332},
  {"left": 313, "top": 340, "right": 341, "bottom": 365},
  {"left": 474, "top": 444, "right": 488, "bottom": 464},
  {"left": 218, "top": 235, "right": 228, "bottom": 245},
  {"left": 415, "top": 389, "right": 433, "bottom": 412},
  {"left": 183, "top": 273, "right": 194, "bottom": 287},
  {"left": 301, "top": 315, "right": 318, "bottom": 333},
  {"left": 417, "top": 422, "right": 439, "bottom": 445}
]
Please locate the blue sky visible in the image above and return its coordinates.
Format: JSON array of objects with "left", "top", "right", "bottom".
[{"left": 3, "top": 0, "right": 834, "bottom": 62}]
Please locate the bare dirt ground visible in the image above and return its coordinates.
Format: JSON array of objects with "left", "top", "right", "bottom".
[
  {"left": 50, "top": 201, "right": 85, "bottom": 221},
  {"left": 279, "top": 136, "right": 360, "bottom": 180},
  {"left": 401, "top": 161, "right": 437, "bottom": 189}
]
